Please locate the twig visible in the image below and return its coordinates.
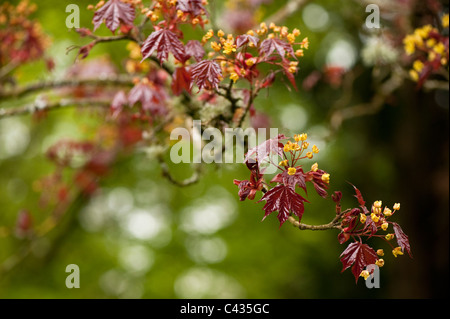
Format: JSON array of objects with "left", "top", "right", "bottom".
[{"left": 158, "top": 155, "right": 201, "bottom": 187}]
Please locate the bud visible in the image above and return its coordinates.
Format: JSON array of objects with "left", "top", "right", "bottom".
[
  {"left": 288, "top": 167, "right": 297, "bottom": 176},
  {"left": 385, "top": 233, "right": 394, "bottom": 241},
  {"left": 371, "top": 213, "right": 380, "bottom": 223},
  {"left": 360, "top": 213, "right": 367, "bottom": 223},
  {"left": 311, "top": 162, "right": 318, "bottom": 172},
  {"left": 376, "top": 249, "right": 384, "bottom": 256},
  {"left": 381, "top": 222, "right": 389, "bottom": 231},
  {"left": 393, "top": 203, "right": 400, "bottom": 211},
  {"left": 383, "top": 207, "right": 392, "bottom": 217}
]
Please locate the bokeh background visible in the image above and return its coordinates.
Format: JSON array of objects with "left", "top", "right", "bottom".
[{"left": 0, "top": 0, "right": 448, "bottom": 298}]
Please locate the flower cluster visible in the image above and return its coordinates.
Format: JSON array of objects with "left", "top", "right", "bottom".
[{"left": 403, "top": 14, "right": 449, "bottom": 85}]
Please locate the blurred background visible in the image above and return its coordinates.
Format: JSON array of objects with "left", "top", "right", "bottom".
[{"left": 0, "top": 0, "right": 448, "bottom": 298}]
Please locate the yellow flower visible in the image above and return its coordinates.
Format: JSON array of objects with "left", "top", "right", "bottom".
[
  {"left": 403, "top": 35, "right": 417, "bottom": 55},
  {"left": 360, "top": 213, "right": 367, "bottom": 223},
  {"left": 295, "top": 49, "right": 304, "bottom": 57},
  {"left": 393, "top": 203, "right": 400, "bottom": 211},
  {"left": 301, "top": 37, "right": 309, "bottom": 49},
  {"left": 385, "top": 233, "right": 394, "bottom": 241},
  {"left": 376, "top": 249, "right": 384, "bottom": 256},
  {"left": 294, "top": 134, "right": 301, "bottom": 142},
  {"left": 306, "top": 152, "right": 313, "bottom": 159},
  {"left": 279, "top": 160, "right": 288, "bottom": 167},
  {"left": 409, "top": 69, "right": 419, "bottom": 82},
  {"left": 311, "top": 162, "right": 318, "bottom": 172},
  {"left": 223, "top": 41, "right": 236, "bottom": 55},
  {"left": 312, "top": 145, "right": 319, "bottom": 154},
  {"left": 371, "top": 213, "right": 380, "bottom": 223},
  {"left": 381, "top": 222, "right": 389, "bottom": 231},
  {"left": 302, "top": 142, "right": 309, "bottom": 149},
  {"left": 392, "top": 247, "right": 404, "bottom": 257},
  {"left": 321, "top": 173, "right": 330, "bottom": 183},
  {"left": 292, "top": 28, "right": 301, "bottom": 37},
  {"left": 299, "top": 133, "right": 307, "bottom": 141},
  {"left": 373, "top": 201, "right": 382, "bottom": 209},
  {"left": 284, "top": 141, "right": 292, "bottom": 152},
  {"left": 375, "top": 259, "right": 385, "bottom": 267},
  {"left": 442, "top": 14, "right": 449, "bottom": 28},
  {"left": 287, "top": 33, "right": 296, "bottom": 44},
  {"left": 217, "top": 29, "right": 225, "bottom": 37},
  {"left": 288, "top": 167, "right": 297, "bottom": 176},
  {"left": 360, "top": 270, "right": 370, "bottom": 280},
  {"left": 413, "top": 60, "right": 424, "bottom": 72},
  {"left": 229, "top": 72, "right": 239, "bottom": 83},
  {"left": 383, "top": 207, "right": 392, "bottom": 217},
  {"left": 434, "top": 42, "right": 445, "bottom": 55},
  {"left": 211, "top": 41, "right": 221, "bottom": 52}
]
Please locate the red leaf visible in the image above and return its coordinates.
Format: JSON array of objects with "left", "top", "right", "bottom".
[
  {"left": 92, "top": 0, "right": 135, "bottom": 33},
  {"left": 244, "top": 134, "right": 287, "bottom": 169},
  {"left": 272, "top": 168, "right": 307, "bottom": 192},
  {"left": 171, "top": 66, "right": 192, "bottom": 96},
  {"left": 128, "top": 82, "right": 167, "bottom": 115},
  {"left": 259, "top": 184, "right": 307, "bottom": 227},
  {"left": 392, "top": 222, "right": 413, "bottom": 258},
  {"left": 236, "top": 34, "right": 259, "bottom": 48},
  {"left": 259, "top": 38, "right": 295, "bottom": 60},
  {"left": 185, "top": 40, "right": 205, "bottom": 62},
  {"left": 340, "top": 241, "right": 378, "bottom": 283},
  {"left": 177, "top": 0, "right": 206, "bottom": 16},
  {"left": 141, "top": 28, "right": 186, "bottom": 64},
  {"left": 190, "top": 60, "right": 222, "bottom": 91},
  {"left": 351, "top": 184, "right": 366, "bottom": 207}
]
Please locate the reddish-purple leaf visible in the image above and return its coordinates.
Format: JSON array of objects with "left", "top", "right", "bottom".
[
  {"left": 185, "top": 40, "right": 205, "bottom": 62},
  {"left": 273, "top": 168, "right": 307, "bottom": 192},
  {"left": 236, "top": 34, "right": 259, "bottom": 48},
  {"left": 259, "top": 184, "right": 307, "bottom": 227},
  {"left": 340, "top": 241, "right": 378, "bottom": 283},
  {"left": 141, "top": 28, "right": 186, "bottom": 64},
  {"left": 128, "top": 82, "right": 167, "bottom": 115},
  {"left": 177, "top": 0, "right": 206, "bottom": 16},
  {"left": 244, "top": 134, "right": 287, "bottom": 168},
  {"left": 111, "top": 90, "right": 128, "bottom": 116},
  {"left": 392, "top": 222, "right": 413, "bottom": 258},
  {"left": 171, "top": 66, "right": 192, "bottom": 96},
  {"left": 259, "top": 38, "right": 295, "bottom": 60},
  {"left": 351, "top": 184, "right": 366, "bottom": 207},
  {"left": 190, "top": 60, "right": 222, "bottom": 91},
  {"left": 92, "top": 0, "right": 135, "bottom": 33}
]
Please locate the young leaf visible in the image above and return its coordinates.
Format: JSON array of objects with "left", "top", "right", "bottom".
[
  {"left": 177, "top": 0, "right": 206, "bottom": 16},
  {"left": 340, "top": 241, "right": 378, "bottom": 283},
  {"left": 392, "top": 222, "right": 413, "bottom": 258},
  {"left": 171, "top": 66, "right": 192, "bottom": 96},
  {"left": 185, "top": 40, "right": 205, "bottom": 62},
  {"left": 128, "top": 82, "right": 167, "bottom": 115},
  {"left": 141, "top": 28, "right": 186, "bottom": 64},
  {"left": 236, "top": 34, "right": 259, "bottom": 49},
  {"left": 92, "top": 0, "right": 135, "bottom": 33},
  {"left": 259, "top": 184, "right": 308, "bottom": 227},
  {"left": 244, "top": 134, "right": 287, "bottom": 167},
  {"left": 190, "top": 60, "right": 222, "bottom": 91},
  {"left": 259, "top": 38, "right": 295, "bottom": 60}
]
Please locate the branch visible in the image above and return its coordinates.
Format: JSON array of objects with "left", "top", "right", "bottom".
[
  {"left": 0, "top": 75, "right": 134, "bottom": 99},
  {"left": 287, "top": 208, "right": 348, "bottom": 231},
  {"left": 0, "top": 98, "right": 111, "bottom": 119},
  {"left": 158, "top": 155, "right": 201, "bottom": 187}
]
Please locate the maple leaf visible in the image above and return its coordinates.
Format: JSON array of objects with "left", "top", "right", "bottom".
[
  {"left": 340, "top": 241, "right": 378, "bottom": 283},
  {"left": 259, "top": 184, "right": 308, "bottom": 227},
  {"left": 190, "top": 60, "right": 223, "bottom": 91},
  {"left": 171, "top": 66, "right": 192, "bottom": 96},
  {"left": 259, "top": 38, "right": 295, "bottom": 60},
  {"left": 141, "top": 28, "right": 186, "bottom": 64},
  {"left": 128, "top": 82, "right": 167, "bottom": 115},
  {"left": 392, "top": 222, "right": 413, "bottom": 258},
  {"left": 92, "top": 0, "right": 135, "bottom": 33},
  {"left": 271, "top": 168, "right": 307, "bottom": 192},
  {"left": 236, "top": 34, "right": 259, "bottom": 48},
  {"left": 244, "top": 134, "right": 287, "bottom": 168},
  {"left": 185, "top": 40, "right": 205, "bottom": 62},
  {"left": 177, "top": 0, "right": 206, "bottom": 16}
]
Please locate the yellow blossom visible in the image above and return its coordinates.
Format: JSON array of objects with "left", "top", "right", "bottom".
[
  {"left": 211, "top": 41, "right": 221, "bottom": 52},
  {"left": 375, "top": 259, "right": 385, "bottom": 267},
  {"left": 376, "top": 249, "right": 384, "bottom": 256},
  {"left": 393, "top": 203, "right": 400, "bottom": 211},
  {"left": 371, "top": 213, "right": 380, "bottom": 223},
  {"left": 306, "top": 152, "right": 313, "bottom": 159},
  {"left": 312, "top": 145, "right": 319, "bottom": 154},
  {"left": 373, "top": 201, "right": 382, "bottom": 209},
  {"left": 381, "top": 222, "right": 389, "bottom": 231},
  {"left": 360, "top": 213, "right": 367, "bottom": 223},
  {"left": 360, "top": 270, "right": 370, "bottom": 280},
  {"left": 288, "top": 167, "right": 297, "bottom": 176},
  {"left": 385, "top": 233, "right": 394, "bottom": 241},
  {"left": 413, "top": 60, "right": 424, "bottom": 72},
  {"left": 229, "top": 72, "right": 239, "bottom": 83},
  {"left": 302, "top": 142, "right": 309, "bottom": 149},
  {"left": 223, "top": 41, "right": 236, "bottom": 55},
  {"left": 311, "top": 162, "right": 318, "bottom": 172},
  {"left": 392, "top": 247, "right": 404, "bottom": 257},
  {"left": 409, "top": 69, "right": 419, "bottom": 81},
  {"left": 217, "top": 29, "right": 225, "bottom": 37},
  {"left": 442, "top": 14, "right": 449, "bottom": 28},
  {"left": 295, "top": 49, "right": 304, "bottom": 57},
  {"left": 279, "top": 160, "right": 288, "bottom": 167},
  {"left": 381, "top": 208, "right": 391, "bottom": 217},
  {"left": 321, "top": 173, "right": 330, "bottom": 183}
]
